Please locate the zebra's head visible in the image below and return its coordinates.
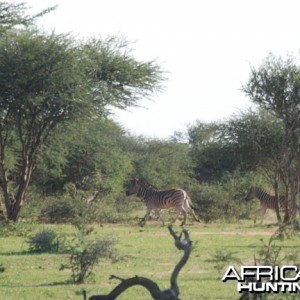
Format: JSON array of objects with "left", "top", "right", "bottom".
[
  {"left": 126, "top": 179, "right": 141, "bottom": 196},
  {"left": 126, "top": 179, "right": 151, "bottom": 196},
  {"left": 245, "top": 187, "right": 256, "bottom": 201}
]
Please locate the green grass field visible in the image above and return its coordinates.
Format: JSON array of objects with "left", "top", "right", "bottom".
[{"left": 0, "top": 218, "right": 299, "bottom": 300}]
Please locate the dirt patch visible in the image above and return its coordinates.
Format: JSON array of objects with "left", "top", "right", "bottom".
[{"left": 192, "top": 231, "right": 274, "bottom": 236}]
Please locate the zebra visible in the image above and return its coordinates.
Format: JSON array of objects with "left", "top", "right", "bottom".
[
  {"left": 126, "top": 179, "right": 200, "bottom": 226},
  {"left": 244, "top": 187, "right": 287, "bottom": 223}
]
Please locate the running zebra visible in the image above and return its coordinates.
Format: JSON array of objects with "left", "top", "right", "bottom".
[
  {"left": 244, "top": 187, "right": 286, "bottom": 223},
  {"left": 126, "top": 179, "right": 200, "bottom": 226}
]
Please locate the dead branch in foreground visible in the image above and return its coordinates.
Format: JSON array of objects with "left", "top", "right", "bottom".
[{"left": 84, "top": 226, "right": 192, "bottom": 300}]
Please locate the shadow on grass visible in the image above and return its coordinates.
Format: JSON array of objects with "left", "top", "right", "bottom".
[
  {"left": 0, "top": 249, "right": 61, "bottom": 256},
  {"left": 0, "top": 280, "right": 74, "bottom": 288}
]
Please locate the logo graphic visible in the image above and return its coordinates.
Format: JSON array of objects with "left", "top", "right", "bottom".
[{"left": 222, "top": 266, "right": 300, "bottom": 293}]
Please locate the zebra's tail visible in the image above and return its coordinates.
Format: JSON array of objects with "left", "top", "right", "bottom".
[
  {"left": 184, "top": 193, "right": 198, "bottom": 211},
  {"left": 184, "top": 193, "right": 201, "bottom": 222}
]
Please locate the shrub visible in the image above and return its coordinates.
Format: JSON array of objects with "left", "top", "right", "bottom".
[
  {"left": 40, "top": 195, "right": 80, "bottom": 223},
  {"left": 209, "top": 249, "right": 242, "bottom": 275},
  {"left": 188, "top": 178, "right": 252, "bottom": 222},
  {"left": 71, "top": 238, "right": 117, "bottom": 283},
  {"left": 27, "top": 229, "right": 58, "bottom": 252},
  {"left": 40, "top": 184, "right": 140, "bottom": 225},
  {"left": 61, "top": 232, "right": 118, "bottom": 284},
  {"left": 0, "top": 220, "right": 35, "bottom": 237},
  {"left": 189, "top": 183, "right": 230, "bottom": 222},
  {"left": 0, "top": 264, "right": 5, "bottom": 273}
]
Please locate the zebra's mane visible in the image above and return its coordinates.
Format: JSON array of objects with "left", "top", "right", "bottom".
[
  {"left": 139, "top": 179, "right": 158, "bottom": 190},
  {"left": 253, "top": 187, "right": 267, "bottom": 193},
  {"left": 252, "top": 187, "right": 281, "bottom": 198}
]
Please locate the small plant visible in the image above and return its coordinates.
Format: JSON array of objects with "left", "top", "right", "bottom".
[
  {"left": 256, "top": 236, "right": 283, "bottom": 266},
  {"left": 71, "top": 238, "right": 117, "bottom": 283},
  {"left": 60, "top": 232, "right": 118, "bottom": 284},
  {"left": 0, "top": 263, "right": 5, "bottom": 273},
  {"left": 210, "top": 249, "right": 242, "bottom": 274},
  {"left": 274, "top": 220, "right": 300, "bottom": 240},
  {"left": 27, "top": 229, "right": 58, "bottom": 252}
]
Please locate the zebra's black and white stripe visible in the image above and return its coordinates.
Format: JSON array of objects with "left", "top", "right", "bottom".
[
  {"left": 245, "top": 187, "right": 286, "bottom": 223},
  {"left": 126, "top": 179, "right": 200, "bottom": 226}
]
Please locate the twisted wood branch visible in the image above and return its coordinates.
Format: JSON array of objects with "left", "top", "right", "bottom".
[{"left": 86, "top": 226, "right": 192, "bottom": 300}]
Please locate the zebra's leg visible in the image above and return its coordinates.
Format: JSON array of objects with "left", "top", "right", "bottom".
[
  {"left": 171, "top": 209, "right": 181, "bottom": 225},
  {"left": 183, "top": 202, "right": 200, "bottom": 224},
  {"left": 140, "top": 208, "right": 151, "bottom": 227},
  {"left": 275, "top": 207, "right": 282, "bottom": 223},
  {"left": 180, "top": 210, "right": 187, "bottom": 226},
  {"left": 257, "top": 207, "right": 267, "bottom": 224},
  {"left": 183, "top": 199, "right": 200, "bottom": 223},
  {"left": 154, "top": 208, "right": 165, "bottom": 226},
  {"left": 190, "top": 209, "right": 200, "bottom": 223},
  {"left": 254, "top": 208, "right": 258, "bottom": 223},
  {"left": 254, "top": 207, "right": 263, "bottom": 223}
]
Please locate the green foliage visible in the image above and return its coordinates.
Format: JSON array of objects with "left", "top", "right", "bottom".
[
  {"left": 40, "top": 185, "right": 94, "bottom": 224},
  {"left": 210, "top": 249, "right": 242, "bottom": 275},
  {"left": 39, "top": 182, "right": 138, "bottom": 225},
  {"left": 40, "top": 196, "right": 79, "bottom": 223},
  {"left": 0, "top": 4, "right": 164, "bottom": 221},
  {"left": 80, "top": 37, "right": 165, "bottom": 109},
  {"left": 274, "top": 221, "right": 300, "bottom": 240},
  {"left": 189, "top": 184, "right": 227, "bottom": 222},
  {"left": 243, "top": 53, "right": 300, "bottom": 219},
  {"left": 0, "top": 220, "right": 35, "bottom": 237},
  {"left": 254, "top": 233, "right": 300, "bottom": 275},
  {"left": 27, "top": 229, "right": 58, "bottom": 252},
  {"left": 243, "top": 53, "right": 300, "bottom": 121},
  {"left": 189, "top": 183, "right": 243, "bottom": 223},
  {"left": 127, "top": 136, "right": 193, "bottom": 188},
  {"left": 188, "top": 111, "right": 287, "bottom": 186},
  {"left": 62, "top": 119, "right": 133, "bottom": 192},
  {"left": 0, "top": 263, "right": 5, "bottom": 273},
  {"left": 224, "top": 109, "right": 285, "bottom": 171},
  {"left": 188, "top": 121, "right": 237, "bottom": 182},
  {"left": 0, "top": 2, "right": 56, "bottom": 34},
  {"left": 62, "top": 231, "right": 118, "bottom": 284}
]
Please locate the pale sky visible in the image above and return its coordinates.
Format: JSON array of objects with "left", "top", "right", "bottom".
[{"left": 22, "top": 0, "right": 300, "bottom": 138}]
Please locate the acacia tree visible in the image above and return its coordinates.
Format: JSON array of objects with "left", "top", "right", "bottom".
[
  {"left": 126, "top": 137, "right": 193, "bottom": 188},
  {"left": 224, "top": 110, "right": 286, "bottom": 185},
  {"left": 224, "top": 110, "right": 287, "bottom": 222},
  {"left": 0, "top": 1, "right": 56, "bottom": 34},
  {"left": 188, "top": 121, "right": 237, "bottom": 182},
  {"left": 243, "top": 54, "right": 300, "bottom": 221},
  {"left": 0, "top": 31, "right": 163, "bottom": 220}
]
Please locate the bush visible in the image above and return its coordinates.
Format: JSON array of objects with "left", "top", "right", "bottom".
[
  {"left": 189, "top": 182, "right": 250, "bottom": 223},
  {"left": 27, "top": 229, "right": 58, "bottom": 252},
  {"left": 0, "top": 264, "right": 5, "bottom": 273},
  {"left": 0, "top": 220, "right": 35, "bottom": 237},
  {"left": 39, "top": 184, "right": 93, "bottom": 224},
  {"left": 61, "top": 232, "right": 118, "bottom": 283},
  {"left": 72, "top": 238, "right": 117, "bottom": 283},
  {"left": 209, "top": 249, "right": 242, "bottom": 275},
  {"left": 40, "top": 195, "right": 81, "bottom": 223}
]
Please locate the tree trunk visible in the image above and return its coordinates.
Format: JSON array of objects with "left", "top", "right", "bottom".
[
  {"left": 283, "top": 126, "right": 296, "bottom": 223},
  {"left": 3, "top": 159, "right": 34, "bottom": 221},
  {"left": 273, "top": 166, "right": 282, "bottom": 223}
]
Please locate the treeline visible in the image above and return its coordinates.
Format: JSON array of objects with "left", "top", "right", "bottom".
[
  {"left": 1, "top": 2, "right": 300, "bottom": 223},
  {"left": 24, "top": 108, "right": 296, "bottom": 223}
]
